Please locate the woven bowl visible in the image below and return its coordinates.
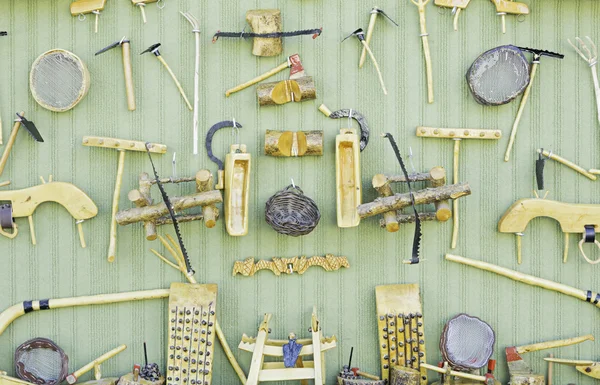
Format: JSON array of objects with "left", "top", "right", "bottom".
[
  {"left": 15, "top": 338, "right": 69, "bottom": 385},
  {"left": 265, "top": 184, "right": 320, "bottom": 236}
]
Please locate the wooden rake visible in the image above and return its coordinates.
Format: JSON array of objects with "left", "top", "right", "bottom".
[{"left": 568, "top": 37, "right": 600, "bottom": 127}]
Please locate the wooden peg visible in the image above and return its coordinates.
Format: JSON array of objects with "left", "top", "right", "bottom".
[
  {"left": 70, "top": 0, "right": 106, "bottom": 33},
  {"left": 131, "top": 0, "right": 157, "bottom": 23},
  {"left": 196, "top": 170, "right": 219, "bottom": 228}
]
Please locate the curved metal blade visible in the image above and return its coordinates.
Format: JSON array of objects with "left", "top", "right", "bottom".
[
  {"left": 205, "top": 120, "right": 243, "bottom": 171},
  {"left": 16, "top": 114, "right": 43, "bottom": 142}
]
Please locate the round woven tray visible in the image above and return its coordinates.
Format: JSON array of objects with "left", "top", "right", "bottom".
[
  {"left": 265, "top": 184, "right": 320, "bottom": 236},
  {"left": 15, "top": 337, "right": 69, "bottom": 385},
  {"left": 440, "top": 313, "right": 495, "bottom": 371}
]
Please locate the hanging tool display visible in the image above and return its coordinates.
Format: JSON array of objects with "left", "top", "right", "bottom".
[
  {"left": 0, "top": 113, "right": 43, "bottom": 178},
  {"left": 505, "top": 335, "right": 593, "bottom": 385},
  {"left": 213, "top": 9, "right": 321, "bottom": 57},
  {"left": 233, "top": 254, "right": 349, "bottom": 276},
  {"left": 65, "top": 345, "right": 127, "bottom": 385},
  {"left": 264, "top": 130, "right": 323, "bottom": 157},
  {"left": 181, "top": 11, "right": 201, "bottom": 155},
  {"left": 131, "top": 0, "right": 160, "bottom": 24},
  {"left": 536, "top": 148, "right": 597, "bottom": 181},
  {"left": 375, "top": 284, "right": 428, "bottom": 384},
  {"left": 467, "top": 45, "right": 531, "bottom": 106},
  {"left": 569, "top": 37, "right": 600, "bottom": 126},
  {"left": 343, "top": 29, "right": 387, "bottom": 95},
  {"left": 446, "top": 253, "right": 600, "bottom": 309},
  {"left": 504, "top": 47, "right": 564, "bottom": 162},
  {"left": 70, "top": 0, "right": 106, "bottom": 33},
  {"left": 499, "top": 197, "right": 600, "bottom": 264},
  {"left": 116, "top": 170, "right": 222, "bottom": 237},
  {"left": 82, "top": 136, "right": 167, "bottom": 261},
  {"left": 417, "top": 126, "right": 502, "bottom": 248},
  {"left": 409, "top": 0, "right": 434, "bottom": 103},
  {"left": 95, "top": 37, "right": 136, "bottom": 111},
  {"left": 30, "top": 49, "right": 90, "bottom": 112},
  {"left": 14, "top": 338, "right": 69, "bottom": 385},
  {"left": 318, "top": 104, "right": 368, "bottom": 228},
  {"left": 0, "top": 178, "right": 97, "bottom": 247},
  {"left": 370, "top": 166, "right": 451, "bottom": 233},
  {"left": 435, "top": 0, "right": 528, "bottom": 32},
  {"left": 140, "top": 43, "right": 192, "bottom": 110},
  {"left": 545, "top": 356, "right": 600, "bottom": 380},
  {"left": 239, "top": 308, "right": 337, "bottom": 385},
  {"left": 359, "top": 7, "right": 398, "bottom": 69},
  {"left": 206, "top": 120, "right": 251, "bottom": 236}
]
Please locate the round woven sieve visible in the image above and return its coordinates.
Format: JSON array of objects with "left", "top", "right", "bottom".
[
  {"left": 466, "top": 45, "right": 530, "bottom": 106},
  {"left": 15, "top": 338, "right": 69, "bottom": 385},
  {"left": 265, "top": 184, "right": 320, "bottom": 236},
  {"left": 30, "top": 49, "right": 90, "bottom": 112},
  {"left": 440, "top": 314, "right": 495, "bottom": 371}
]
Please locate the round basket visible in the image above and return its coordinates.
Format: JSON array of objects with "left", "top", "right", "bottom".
[
  {"left": 15, "top": 338, "right": 69, "bottom": 385},
  {"left": 30, "top": 49, "right": 90, "bottom": 112},
  {"left": 265, "top": 184, "right": 320, "bottom": 236},
  {"left": 439, "top": 313, "right": 495, "bottom": 371}
]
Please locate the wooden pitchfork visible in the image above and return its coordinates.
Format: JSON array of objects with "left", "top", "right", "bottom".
[{"left": 568, "top": 37, "right": 600, "bottom": 127}]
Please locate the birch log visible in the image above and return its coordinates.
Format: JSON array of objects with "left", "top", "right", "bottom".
[
  {"left": 257, "top": 76, "right": 316, "bottom": 106},
  {"left": 264, "top": 130, "right": 323, "bottom": 157}
]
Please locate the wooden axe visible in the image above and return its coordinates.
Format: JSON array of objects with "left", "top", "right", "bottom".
[{"left": 225, "top": 53, "right": 304, "bottom": 97}]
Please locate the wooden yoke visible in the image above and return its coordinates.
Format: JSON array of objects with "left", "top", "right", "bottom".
[
  {"left": 372, "top": 166, "right": 451, "bottom": 232},
  {"left": 417, "top": 126, "right": 501, "bottom": 249},
  {"left": 499, "top": 198, "right": 600, "bottom": 264},
  {"left": 82, "top": 136, "right": 166, "bottom": 262}
]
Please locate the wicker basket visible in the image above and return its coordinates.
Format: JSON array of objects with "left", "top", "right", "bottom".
[
  {"left": 265, "top": 184, "right": 320, "bottom": 236},
  {"left": 15, "top": 338, "right": 69, "bottom": 385}
]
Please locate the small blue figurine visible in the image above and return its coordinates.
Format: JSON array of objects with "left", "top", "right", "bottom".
[{"left": 283, "top": 332, "right": 303, "bottom": 368}]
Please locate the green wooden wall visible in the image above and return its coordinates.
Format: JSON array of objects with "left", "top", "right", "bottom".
[{"left": 1, "top": 0, "right": 600, "bottom": 384}]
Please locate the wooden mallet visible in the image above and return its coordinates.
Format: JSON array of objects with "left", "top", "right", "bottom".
[
  {"left": 141, "top": 43, "right": 192, "bottom": 111},
  {"left": 417, "top": 126, "right": 501, "bottom": 249},
  {"left": 82, "top": 136, "right": 166, "bottom": 262},
  {"left": 95, "top": 37, "right": 136, "bottom": 111}
]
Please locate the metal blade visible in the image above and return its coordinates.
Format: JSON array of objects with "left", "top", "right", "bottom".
[
  {"left": 95, "top": 41, "right": 120, "bottom": 55},
  {"left": 16, "top": 114, "right": 43, "bottom": 142},
  {"left": 375, "top": 8, "right": 399, "bottom": 26}
]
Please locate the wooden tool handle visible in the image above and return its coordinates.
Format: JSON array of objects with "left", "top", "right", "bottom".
[
  {"left": 361, "top": 40, "right": 387, "bottom": 95},
  {"left": 537, "top": 149, "right": 597, "bottom": 180},
  {"left": 359, "top": 11, "right": 378, "bottom": 68},
  {"left": 157, "top": 56, "right": 193, "bottom": 111},
  {"left": 445, "top": 254, "right": 600, "bottom": 309},
  {"left": 121, "top": 42, "right": 136, "bottom": 111},
  {"left": 0, "top": 111, "right": 24, "bottom": 177},
  {"left": 505, "top": 62, "right": 538, "bottom": 162},
  {"left": 421, "top": 363, "right": 486, "bottom": 382},
  {"left": 225, "top": 60, "right": 289, "bottom": 97},
  {"left": 318, "top": 104, "right": 332, "bottom": 117},
  {"left": 516, "top": 334, "right": 594, "bottom": 354},
  {"left": 355, "top": 371, "right": 380, "bottom": 381},
  {"left": 70, "top": 345, "right": 127, "bottom": 381}
]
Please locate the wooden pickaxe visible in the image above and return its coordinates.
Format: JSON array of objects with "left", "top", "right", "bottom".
[
  {"left": 0, "top": 112, "right": 43, "bottom": 178},
  {"left": 140, "top": 43, "right": 192, "bottom": 110},
  {"left": 506, "top": 335, "right": 594, "bottom": 384},
  {"left": 343, "top": 28, "right": 387, "bottom": 95},
  {"left": 95, "top": 37, "right": 136, "bottom": 111},
  {"left": 359, "top": 7, "right": 398, "bottom": 68},
  {"left": 225, "top": 53, "right": 305, "bottom": 97}
]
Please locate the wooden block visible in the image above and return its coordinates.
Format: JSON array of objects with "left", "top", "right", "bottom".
[
  {"left": 246, "top": 9, "right": 283, "bottom": 57},
  {"left": 264, "top": 130, "right": 323, "bottom": 157},
  {"left": 257, "top": 77, "right": 317, "bottom": 106},
  {"left": 416, "top": 127, "right": 501, "bottom": 140},
  {"left": 336, "top": 129, "right": 361, "bottom": 228},
  {"left": 70, "top": 0, "right": 106, "bottom": 14},
  {"left": 82, "top": 136, "right": 167, "bottom": 153}
]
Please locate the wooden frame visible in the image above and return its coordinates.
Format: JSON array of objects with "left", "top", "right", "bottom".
[{"left": 240, "top": 308, "right": 336, "bottom": 385}]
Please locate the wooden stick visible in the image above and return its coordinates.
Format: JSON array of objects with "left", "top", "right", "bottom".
[
  {"left": 564, "top": 233, "right": 569, "bottom": 263},
  {"left": 77, "top": 222, "right": 86, "bottom": 248},
  {"left": 139, "top": 5, "right": 147, "bottom": 23},
  {"left": 360, "top": 40, "right": 387, "bottom": 95},
  {"left": 0, "top": 181, "right": 10, "bottom": 188},
  {"left": 516, "top": 335, "right": 594, "bottom": 354},
  {"left": 181, "top": 12, "right": 201, "bottom": 155},
  {"left": 95, "top": 12, "right": 99, "bottom": 34},
  {"left": 121, "top": 42, "right": 136, "bottom": 111},
  {"left": 548, "top": 353, "right": 554, "bottom": 385},
  {"left": 156, "top": 56, "right": 192, "bottom": 111},
  {"left": 0, "top": 111, "right": 24, "bottom": 177},
  {"left": 360, "top": 10, "right": 379, "bottom": 68},
  {"left": 108, "top": 150, "right": 125, "bottom": 262},
  {"left": 538, "top": 148, "right": 597, "bottom": 180},
  {"left": 445, "top": 254, "right": 600, "bottom": 308},
  {"left": 372, "top": 174, "right": 400, "bottom": 232},
  {"left": 0, "top": 115, "right": 3, "bottom": 145},
  {"left": 451, "top": 139, "right": 460, "bottom": 249},
  {"left": 421, "top": 363, "right": 485, "bottom": 382},
  {"left": 411, "top": 0, "right": 433, "bottom": 103},
  {"left": 226, "top": 60, "right": 289, "bottom": 97},
  {"left": 68, "top": 345, "right": 127, "bottom": 384},
  {"left": 505, "top": 62, "right": 538, "bottom": 162},
  {"left": 453, "top": 8, "right": 461, "bottom": 31}
]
